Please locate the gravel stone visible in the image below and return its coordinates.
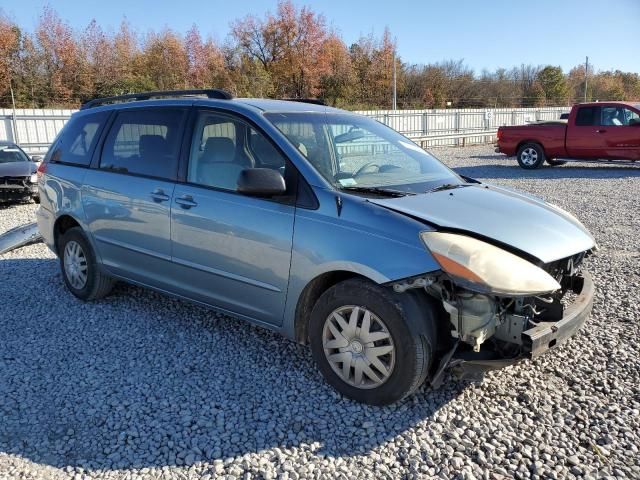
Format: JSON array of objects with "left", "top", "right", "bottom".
[{"left": 0, "top": 145, "right": 639, "bottom": 479}]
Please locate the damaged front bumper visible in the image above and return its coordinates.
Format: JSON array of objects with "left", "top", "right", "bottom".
[
  {"left": 0, "top": 177, "right": 38, "bottom": 202},
  {"left": 433, "top": 271, "right": 594, "bottom": 383}
]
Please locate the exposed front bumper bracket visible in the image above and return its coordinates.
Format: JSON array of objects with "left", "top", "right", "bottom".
[
  {"left": 437, "top": 272, "right": 594, "bottom": 382},
  {"left": 522, "top": 272, "right": 594, "bottom": 358}
]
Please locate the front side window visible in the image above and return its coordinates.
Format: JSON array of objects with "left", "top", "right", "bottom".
[
  {"left": 627, "top": 108, "right": 640, "bottom": 125},
  {"left": 599, "top": 106, "right": 640, "bottom": 126},
  {"left": 601, "top": 107, "right": 627, "bottom": 126},
  {"left": 265, "top": 112, "right": 461, "bottom": 194},
  {"left": 50, "top": 111, "right": 109, "bottom": 166},
  {"left": 188, "top": 111, "right": 287, "bottom": 191},
  {"left": 99, "top": 109, "right": 186, "bottom": 179}
]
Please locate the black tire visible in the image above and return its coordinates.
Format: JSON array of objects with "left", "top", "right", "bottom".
[
  {"left": 309, "top": 278, "right": 435, "bottom": 405},
  {"left": 32, "top": 195, "right": 40, "bottom": 204},
  {"left": 546, "top": 158, "right": 567, "bottom": 166},
  {"left": 516, "top": 143, "right": 545, "bottom": 169},
  {"left": 58, "top": 227, "right": 114, "bottom": 301}
]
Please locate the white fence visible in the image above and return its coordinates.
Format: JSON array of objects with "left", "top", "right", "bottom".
[{"left": 1, "top": 106, "right": 569, "bottom": 155}]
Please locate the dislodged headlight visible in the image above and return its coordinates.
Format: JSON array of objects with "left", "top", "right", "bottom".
[
  {"left": 30, "top": 174, "right": 38, "bottom": 183},
  {"left": 420, "top": 232, "right": 560, "bottom": 296}
]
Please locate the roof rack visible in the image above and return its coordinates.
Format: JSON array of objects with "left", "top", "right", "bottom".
[
  {"left": 282, "top": 98, "right": 326, "bottom": 106},
  {"left": 80, "top": 89, "right": 233, "bottom": 110}
]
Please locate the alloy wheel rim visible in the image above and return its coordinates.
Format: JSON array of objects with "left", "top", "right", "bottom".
[
  {"left": 64, "top": 240, "right": 88, "bottom": 290},
  {"left": 521, "top": 147, "right": 538, "bottom": 165},
  {"left": 322, "top": 305, "right": 395, "bottom": 389}
]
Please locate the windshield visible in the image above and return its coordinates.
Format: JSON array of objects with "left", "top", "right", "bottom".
[
  {"left": 0, "top": 145, "right": 29, "bottom": 164},
  {"left": 265, "top": 112, "right": 462, "bottom": 194}
]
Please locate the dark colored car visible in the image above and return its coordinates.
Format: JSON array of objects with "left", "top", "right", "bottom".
[
  {"left": 496, "top": 102, "right": 640, "bottom": 169},
  {"left": 0, "top": 141, "right": 41, "bottom": 203}
]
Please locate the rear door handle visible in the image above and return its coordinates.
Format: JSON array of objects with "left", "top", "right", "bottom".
[
  {"left": 596, "top": 129, "right": 607, "bottom": 133},
  {"left": 175, "top": 195, "right": 198, "bottom": 209},
  {"left": 150, "top": 189, "right": 170, "bottom": 202}
]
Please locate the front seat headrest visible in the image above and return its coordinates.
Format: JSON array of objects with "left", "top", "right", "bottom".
[{"left": 202, "top": 137, "right": 235, "bottom": 163}]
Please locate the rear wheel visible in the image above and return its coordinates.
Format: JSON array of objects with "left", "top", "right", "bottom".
[
  {"left": 59, "top": 227, "right": 114, "bottom": 301},
  {"left": 309, "top": 278, "right": 434, "bottom": 405},
  {"left": 517, "top": 143, "right": 545, "bottom": 169}
]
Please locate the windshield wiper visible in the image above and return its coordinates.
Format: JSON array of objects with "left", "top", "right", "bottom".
[
  {"left": 426, "top": 183, "right": 471, "bottom": 193},
  {"left": 340, "top": 186, "right": 414, "bottom": 197}
]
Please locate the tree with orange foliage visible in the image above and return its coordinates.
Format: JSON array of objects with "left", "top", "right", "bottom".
[
  {"left": 231, "top": 0, "right": 330, "bottom": 98},
  {"left": 185, "top": 25, "right": 231, "bottom": 92},
  {"left": 35, "top": 7, "right": 86, "bottom": 105},
  {"left": 0, "top": 14, "right": 21, "bottom": 103}
]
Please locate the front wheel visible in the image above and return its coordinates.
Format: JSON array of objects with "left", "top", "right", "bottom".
[
  {"left": 309, "top": 279, "right": 434, "bottom": 405},
  {"left": 517, "top": 143, "right": 545, "bottom": 169}
]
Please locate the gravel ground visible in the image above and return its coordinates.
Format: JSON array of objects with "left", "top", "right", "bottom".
[{"left": 1, "top": 145, "right": 639, "bottom": 480}]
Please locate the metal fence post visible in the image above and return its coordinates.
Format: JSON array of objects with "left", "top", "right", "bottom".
[{"left": 10, "top": 85, "right": 19, "bottom": 144}]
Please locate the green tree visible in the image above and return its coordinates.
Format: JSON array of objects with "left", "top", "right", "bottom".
[{"left": 537, "top": 66, "right": 569, "bottom": 105}]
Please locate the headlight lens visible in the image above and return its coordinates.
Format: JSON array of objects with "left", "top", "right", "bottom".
[
  {"left": 30, "top": 174, "right": 38, "bottom": 183},
  {"left": 420, "top": 231, "right": 560, "bottom": 295}
]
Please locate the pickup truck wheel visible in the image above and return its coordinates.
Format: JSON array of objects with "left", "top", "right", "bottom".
[
  {"left": 517, "top": 143, "right": 545, "bottom": 169},
  {"left": 546, "top": 158, "right": 567, "bottom": 166},
  {"left": 309, "top": 278, "right": 433, "bottom": 405}
]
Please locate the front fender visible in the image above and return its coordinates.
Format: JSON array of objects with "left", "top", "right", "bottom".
[{"left": 281, "top": 189, "right": 440, "bottom": 340}]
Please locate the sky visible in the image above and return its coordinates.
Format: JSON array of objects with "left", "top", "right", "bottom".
[{"left": 2, "top": 0, "right": 639, "bottom": 74}]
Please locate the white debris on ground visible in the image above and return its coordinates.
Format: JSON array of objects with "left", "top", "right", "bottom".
[{"left": 0, "top": 145, "right": 638, "bottom": 480}]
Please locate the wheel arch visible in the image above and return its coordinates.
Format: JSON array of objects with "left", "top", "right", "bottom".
[
  {"left": 292, "top": 268, "right": 444, "bottom": 348},
  {"left": 516, "top": 140, "right": 546, "bottom": 156},
  {"left": 293, "top": 270, "right": 372, "bottom": 344},
  {"left": 53, "top": 214, "right": 83, "bottom": 253}
]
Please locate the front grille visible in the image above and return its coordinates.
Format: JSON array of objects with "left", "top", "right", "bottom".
[
  {"left": 1, "top": 176, "right": 29, "bottom": 188},
  {"left": 542, "top": 251, "right": 588, "bottom": 280}
]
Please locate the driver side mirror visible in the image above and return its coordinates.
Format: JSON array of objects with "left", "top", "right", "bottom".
[
  {"left": 237, "top": 168, "right": 286, "bottom": 196},
  {"left": 629, "top": 118, "right": 640, "bottom": 126},
  {"left": 31, "top": 155, "right": 43, "bottom": 162}
]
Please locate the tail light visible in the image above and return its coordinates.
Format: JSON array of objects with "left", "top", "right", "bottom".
[
  {"left": 496, "top": 128, "right": 503, "bottom": 141},
  {"left": 36, "top": 161, "right": 47, "bottom": 178}
]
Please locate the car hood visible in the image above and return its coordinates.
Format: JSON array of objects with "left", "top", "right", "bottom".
[
  {"left": 369, "top": 184, "right": 596, "bottom": 263},
  {"left": 0, "top": 161, "right": 34, "bottom": 177}
]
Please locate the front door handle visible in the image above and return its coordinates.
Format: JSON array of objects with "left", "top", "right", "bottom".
[
  {"left": 596, "top": 129, "right": 607, "bottom": 133},
  {"left": 150, "top": 189, "right": 170, "bottom": 202},
  {"left": 175, "top": 195, "right": 198, "bottom": 209}
]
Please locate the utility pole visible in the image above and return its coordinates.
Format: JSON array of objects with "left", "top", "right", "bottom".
[
  {"left": 10, "top": 79, "right": 19, "bottom": 145},
  {"left": 392, "top": 50, "right": 397, "bottom": 110},
  {"left": 584, "top": 56, "right": 589, "bottom": 102}
]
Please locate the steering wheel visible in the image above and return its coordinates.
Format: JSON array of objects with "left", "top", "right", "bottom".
[{"left": 354, "top": 162, "right": 380, "bottom": 177}]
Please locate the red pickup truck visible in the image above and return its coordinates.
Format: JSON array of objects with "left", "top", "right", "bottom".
[{"left": 496, "top": 101, "right": 640, "bottom": 169}]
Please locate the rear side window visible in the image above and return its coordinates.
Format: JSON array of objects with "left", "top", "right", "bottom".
[
  {"left": 575, "top": 107, "right": 599, "bottom": 126},
  {"left": 100, "top": 109, "right": 186, "bottom": 180},
  {"left": 50, "top": 111, "right": 109, "bottom": 166}
]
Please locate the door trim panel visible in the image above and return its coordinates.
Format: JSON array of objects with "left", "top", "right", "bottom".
[
  {"left": 94, "top": 234, "right": 172, "bottom": 261},
  {"left": 171, "top": 255, "right": 282, "bottom": 292}
]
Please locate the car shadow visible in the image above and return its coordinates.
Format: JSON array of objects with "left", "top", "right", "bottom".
[
  {"left": 0, "top": 257, "right": 467, "bottom": 472},
  {"left": 455, "top": 158, "right": 640, "bottom": 181}
]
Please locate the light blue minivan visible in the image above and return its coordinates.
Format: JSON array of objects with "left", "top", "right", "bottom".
[{"left": 36, "top": 90, "right": 596, "bottom": 404}]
